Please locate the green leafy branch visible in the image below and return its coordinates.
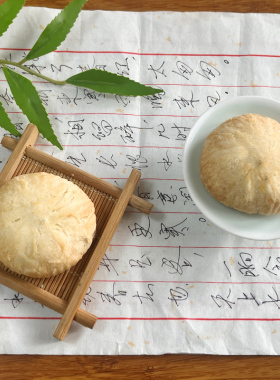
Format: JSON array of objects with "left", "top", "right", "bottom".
[{"left": 0, "top": 0, "right": 162, "bottom": 149}]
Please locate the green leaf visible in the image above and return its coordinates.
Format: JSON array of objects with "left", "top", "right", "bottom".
[
  {"left": 66, "top": 69, "right": 163, "bottom": 96},
  {"left": 0, "top": 0, "right": 25, "bottom": 38},
  {"left": 3, "top": 67, "right": 62, "bottom": 150},
  {"left": 0, "top": 100, "right": 21, "bottom": 137},
  {"left": 24, "top": 0, "right": 87, "bottom": 61}
]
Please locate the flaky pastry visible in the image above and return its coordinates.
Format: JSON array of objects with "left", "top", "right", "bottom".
[
  {"left": 0, "top": 172, "right": 96, "bottom": 277},
  {"left": 200, "top": 113, "right": 280, "bottom": 215}
]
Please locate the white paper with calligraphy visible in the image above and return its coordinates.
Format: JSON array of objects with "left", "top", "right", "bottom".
[{"left": 1, "top": 8, "right": 280, "bottom": 355}]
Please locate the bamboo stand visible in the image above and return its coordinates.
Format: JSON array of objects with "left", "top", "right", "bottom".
[{"left": 0, "top": 124, "right": 153, "bottom": 340}]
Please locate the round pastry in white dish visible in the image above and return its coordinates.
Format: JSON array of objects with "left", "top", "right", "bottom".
[
  {"left": 0, "top": 172, "right": 96, "bottom": 278},
  {"left": 200, "top": 113, "right": 280, "bottom": 215},
  {"left": 182, "top": 96, "right": 280, "bottom": 241}
]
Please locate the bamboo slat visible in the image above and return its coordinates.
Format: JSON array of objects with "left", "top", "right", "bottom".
[
  {"left": 53, "top": 169, "right": 141, "bottom": 341},
  {"left": 0, "top": 267, "right": 97, "bottom": 329},
  {"left": 0, "top": 124, "right": 38, "bottom": 186}
]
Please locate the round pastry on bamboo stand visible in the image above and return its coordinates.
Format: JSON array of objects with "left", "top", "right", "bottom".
[{"left": 0, "top": 172, "right": 96, "bottom": 278}]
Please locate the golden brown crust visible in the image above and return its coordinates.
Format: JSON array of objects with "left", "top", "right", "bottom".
[
  {"left": 0, "top": 173, "right": 96, "bottom": 277},
  {"left": 200, "top": 113, "right": 280, "bottom": 215}
]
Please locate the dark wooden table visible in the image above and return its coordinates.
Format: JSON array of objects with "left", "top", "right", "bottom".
[{"left": 1, "top": 0, "right": 280, "bottom": 378}]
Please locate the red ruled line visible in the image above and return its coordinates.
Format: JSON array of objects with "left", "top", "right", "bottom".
[
  {"left": 1, "top": 48, "right": 280, "bottom": 57},
  {"left": 34, "top": 144, "right": 184, "bottom": 149},
  {"left": 124, "top": 211, "right": 202, "bottom": 214},
  {"left": 91, "top": 280, "right": 280, "bottom": 285},
  {"left": 98, "top": 317, "right": 280, "bottom": 321},
  {"left": 99, "top": 178, "right": 184, "bottom": 181},
  {"left": 1, "top": 316, "right": 280, "bottom": 321},
  {"left": 109, "top": 244, "right": 278, "bottom": 249},
  {"left": 6, "top": 111, "right": 199, "bottom": 118},
  {"left": 152, "top": 83, "right": 280, "bottom": 88},
  {"left": 0, "top": 316, "right": 60, "bottom": 320}
]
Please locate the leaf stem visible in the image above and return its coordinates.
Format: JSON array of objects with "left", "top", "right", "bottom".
[
  {"left": 18, "top": 57, "right": 27, "bottom": 65},
  {"left": 0, "top": 59, "right": 67, "bottom": 85}
]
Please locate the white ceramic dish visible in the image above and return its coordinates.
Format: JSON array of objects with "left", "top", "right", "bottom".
[{"left": 182, "top": 96, "right": 280, "bottom": 241}]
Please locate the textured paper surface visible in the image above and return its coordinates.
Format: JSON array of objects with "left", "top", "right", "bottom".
[{"left": 1, "top": 7, "right": 280, "bottom": 355}]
